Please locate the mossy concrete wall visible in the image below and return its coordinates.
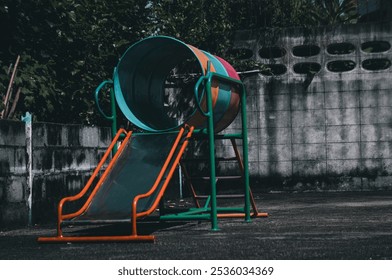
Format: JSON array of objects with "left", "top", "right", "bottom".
[
  {"left": 0, "top": 120, "right": 111, "bottom": 227},
  {"left": 0, "top": 120, "right": 28, "bottom": 226},
  {"left": 221, "top": 21, "right": 392, "bottom": 192}
]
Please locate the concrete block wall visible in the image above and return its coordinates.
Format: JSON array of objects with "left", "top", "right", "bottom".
[
  {"left": 0, "top": 120, "right": 111, "bottom": 227},
  {"left": 0, "top": 120, "right": 28, "bottom": 225},
  {"left": 31, "top": 123, "right": 111, "bottom": 223},
  {"left": 221, "top": 21, "right": 392, "bottom": 191}
]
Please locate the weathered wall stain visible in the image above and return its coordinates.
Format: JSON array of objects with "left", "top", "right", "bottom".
[
  {"left": 220, "top": 21, "right": 392, "bottom": 192},
  {"left": 0, "top": 160, "right": 10, "bottom": 176},
  {"left": 46, "top": 124, "right": 62, "bottom": 146},
  {"left": 0, "top": 120, "right": 111, "bottom": 226}
]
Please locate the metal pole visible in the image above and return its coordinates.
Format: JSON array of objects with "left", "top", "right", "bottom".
[
  {"left": 110, "top": 87, "right": 118, "bottom": 155},
  {"left": 178, "top": 164, "right": 183, "bottom": 199},
  {"left": 240, "top": 84, "right": 251, "bottom": 222},
  {"left": 205, "top": 70, "right": 219, "bottom": 231},
  {"left": 22, "top": 112, "right": 33, "bottom": 226},
  {"left": 94, "top": 80, "right": 117, "bottom": 156}
]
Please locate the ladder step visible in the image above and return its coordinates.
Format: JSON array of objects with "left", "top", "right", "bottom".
[
  {"left": 195, "top": 194, "right": 245, "bottom": 199},
  {"left": 189, "top": 175, "right": 242, "bottom": 180},
  {"left": 190, "top": 133, "right": 243, "bottom": 140},
  {"left": 182, "top": 157, "right": 238, "bottom": 162}
]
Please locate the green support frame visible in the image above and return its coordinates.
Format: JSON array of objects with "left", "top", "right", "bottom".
[
  {"left": 199, "top": 64, "right": 251, "bottom": 229},
  {"left": 160, "top": 63, "right": 252, "bottom": 230},
  {"left": 95, "top": 79, "right": 118, "bottom": 155}
]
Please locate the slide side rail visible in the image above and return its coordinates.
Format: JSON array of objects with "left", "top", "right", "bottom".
[
  {"left": 131, "top": 126, "right": 194, "bottom": 235},
  {"left": 56, "top": 129, "right": 132, "bottom": 236}
]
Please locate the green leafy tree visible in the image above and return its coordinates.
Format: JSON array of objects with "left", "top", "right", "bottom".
[
  {"left": 224, "top": 0, "right": 359, "bottom": 30},
  {"left": 0, "top": 0, "right": 360, "bottom": 125},
  {"left": 310, "top": 0, "right": 359, "bottom": 25},
  {"left": 1, "top": 0, "right": 151, "bottom": 124},
  {"left": 149, "top": 0, "right": 233, "bottom": 56}
]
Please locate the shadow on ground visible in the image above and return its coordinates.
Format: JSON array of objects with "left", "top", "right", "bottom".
[{"left": 0, "top": 192, "right": 391, "bottom": 260}]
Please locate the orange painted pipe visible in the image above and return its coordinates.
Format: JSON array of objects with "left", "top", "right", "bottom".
[
  {"left": 136, "top": 127, "right": 194, "bottom": 219},
  {"left": 56, "top": 129, "right": 131, "bottom": 236},
  {"left": 131, "top": 127, "right": 194, "bottom": 235},
  {"left": 217, "top": 212, "right": 269, "bottom": 219},
  {"left": 131, "top": 128, "right": 185, "bottom": 235},
  {"left": 62, "top": 130, "right": 132, "bottom": 220}
]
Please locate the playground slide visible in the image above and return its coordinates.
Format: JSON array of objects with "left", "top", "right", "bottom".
[
  {"left": 70, "top": 133, "right": 180, "bottom": 223},
  {"left": 38, "top": 127, "right": 193, "bottom": 242}
]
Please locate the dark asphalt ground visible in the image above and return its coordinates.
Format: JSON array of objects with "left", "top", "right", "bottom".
[{"left": 0, "top": 192, "right": 391, "bottom": 260}]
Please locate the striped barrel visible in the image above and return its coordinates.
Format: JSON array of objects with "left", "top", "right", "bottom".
[{"left": 113, "top": 36, "right": 240, "bottom": 133}]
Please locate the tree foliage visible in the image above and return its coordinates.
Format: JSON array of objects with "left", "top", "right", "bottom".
[
  {"left": 0, "top": 0, "right": 360, "bottom": 125},
  {"left": 310, "top": 0, "right": 359, "bottom": 25},
  {"left": 1, "top": 0, "right": 151, "bottom": 124},
  {"left": 222, "top": 0, "right": 359, "bottom": 29},
  {"left": 149, "top": 0, "right": 233, "bottom": 55}
]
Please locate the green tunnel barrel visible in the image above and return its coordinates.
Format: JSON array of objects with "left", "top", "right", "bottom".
[{"left": 113, "top": 36, "right": 241, "bottom": 133}]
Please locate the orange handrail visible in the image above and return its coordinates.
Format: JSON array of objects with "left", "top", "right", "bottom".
[
  {"left": 135, "top": 127, "right": 194, "bottom": 218},
  {"left": 56, "top": 129, "right": 131, "bottom": 236},
  {"left": 61, "top": 130, "right": 132, "bottom": 220},
  {"left": 131, "top": 126, "right": 194, "bottom": 235}
]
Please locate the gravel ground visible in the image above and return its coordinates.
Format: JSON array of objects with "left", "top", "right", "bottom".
[{"left": 0, "top": 192, "right": 391, "bottom": 260}]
